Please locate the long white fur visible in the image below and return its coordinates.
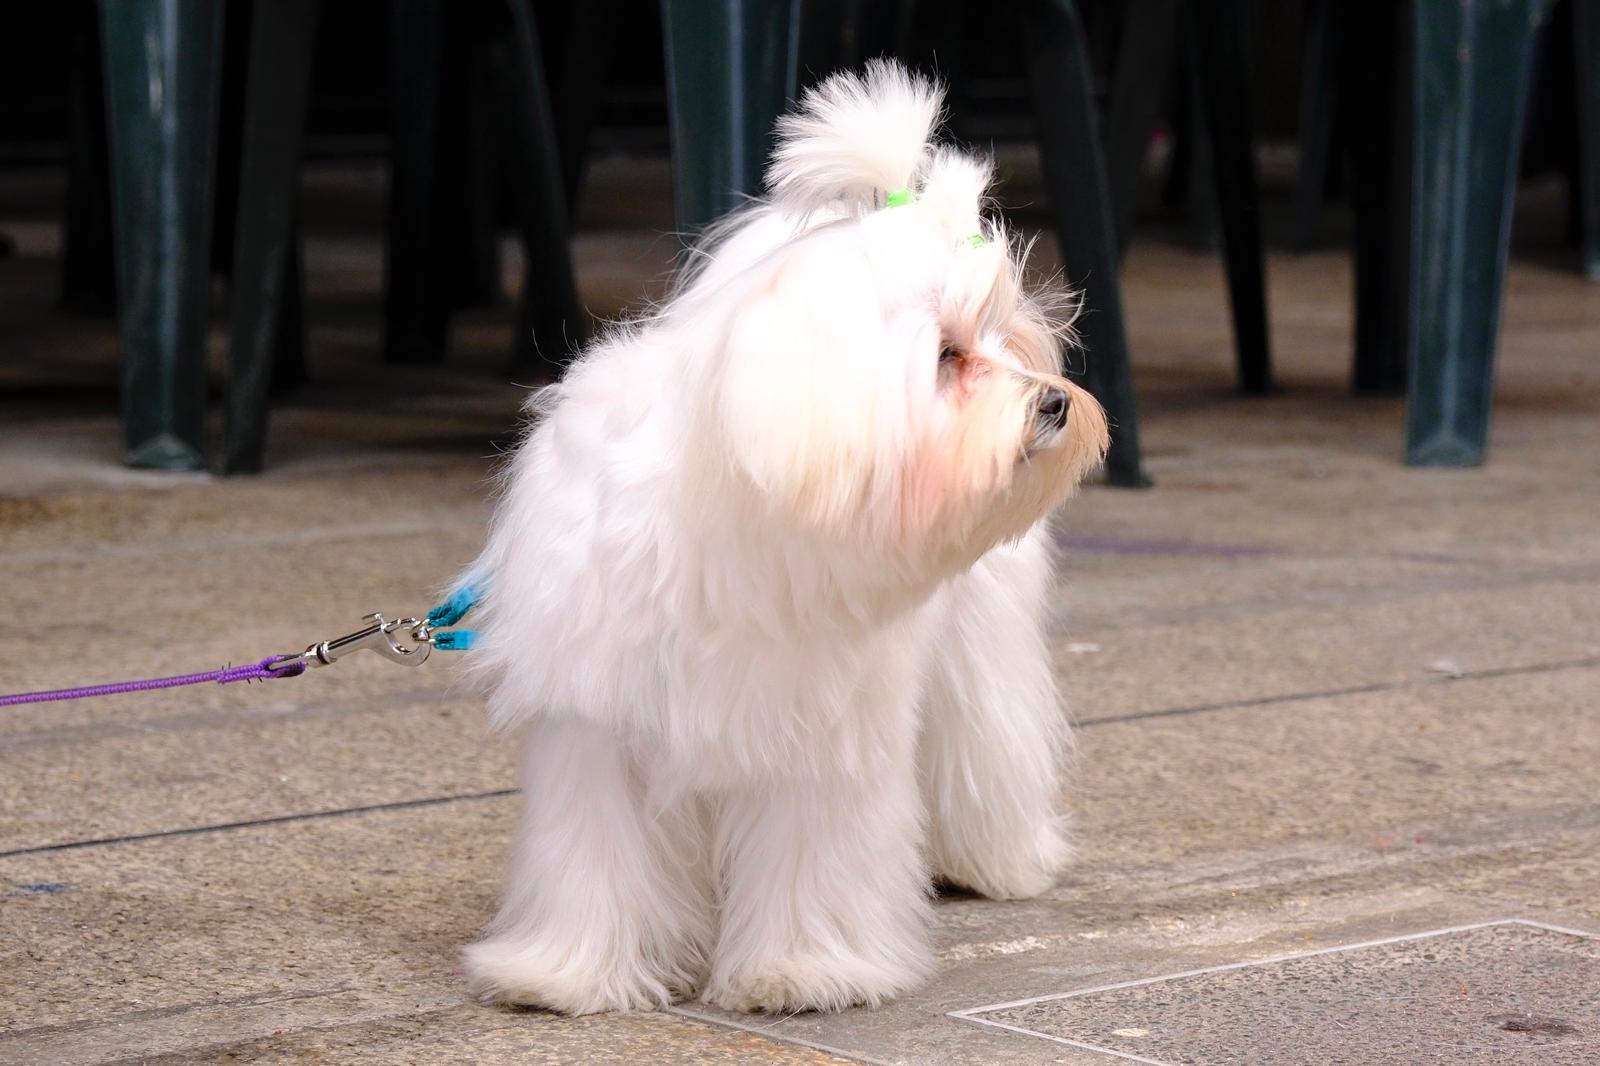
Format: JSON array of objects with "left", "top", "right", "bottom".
[
  {"left": 458, "top": 61, "right": 1108, "bottom": 1015},
  {"left": 767, "top": 58, "right": 942, "bottom": 213}
]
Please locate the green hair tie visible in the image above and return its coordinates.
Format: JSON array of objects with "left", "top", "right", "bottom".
[{"left": 883, "top": 187, "right": 986, "bottom": 247}]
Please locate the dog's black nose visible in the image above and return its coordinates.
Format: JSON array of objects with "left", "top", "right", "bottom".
[{"left": 1037, "top": 387, "right": 1071, "bottom": 431}]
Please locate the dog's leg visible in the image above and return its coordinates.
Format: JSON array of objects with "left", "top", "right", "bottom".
[
  {"left": 463, "top": 717, "right": 712, "bottom": 1013},
  {"left": 919, "top": 525, "right": 1073, "bottom": 900},
  {"left": 704, "top": 732, "right": 934, "bottom": 1013}
]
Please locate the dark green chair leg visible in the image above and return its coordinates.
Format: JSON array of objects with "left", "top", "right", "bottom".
[
  {"left": 1103, "top": 0, "right": 1180, "bottom": 252},
  {"left": 384, "top": 0, "right": 449, "bottom": 364},
  {"left": 1023, "top": 0, "right": 1149, "bottom": 488},
  {"left": 1404, "top": 0, "right": 1550, "bottom": 466},
  {"left": 210, "top": 3, "right": 254, "bottom": 280},
  {"left": 797, "top": 0, "right": 854, "bottom": 85},
  {"left": 221, "top": 0, "right": 318, "bottom": 474},
  {"left": 1348, "top": 0, "right": 1409, "bottom": 394},
  {"left": 796, "top": 0, "right": 904, "bottom": 87},
  {"left": 1192, "top": 0, "right": 1274, "bottom": 395},
  {"left": 854, "top": 0, "right": 907, "bottom": 63},
  {"left": 504, "top": 0, "right": 584, "bottom": 370},
  {"left": 1291, "top": 0, "right": 1340, "bottom": 249},
  {"left": 918, "top": 1, "right": 973, "bottom": 133},
  {"left": 660, "top": 0, "right": 801, "bottom": 236},
  {"left": 1576, "top": 0, "right": 1600, "bottom": 281},
  {"left": 99, "top": 0, "right": 224, "bottom": 470},
  {"left": 439, "top": 10, "right": 502, "bottom": 313},
  {"left": 550, "top": 0, "right": 617, "bottom": 217},
  {"left": 1168, "top": 17, "right": 1220, "bottom": 252},
  {"left": 62, "top": 6, "right": 117, "bottom": 316},
  {"left": 274, "top": 224, "right": 310, "bottom": 395}
]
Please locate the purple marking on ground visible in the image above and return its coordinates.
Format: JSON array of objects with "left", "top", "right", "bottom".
[
  {"left": 1056, "top": 533, "right": 1274, "bottom": 559},
  {"left": 1055, "top": 531, "right": 1468, "bottom": 566},
  {"left": 1390, "top": 550, "right": 1471, "bottom": 565},
  {"left": 15, "top": 882, "right": 69, "bottom": 894}
]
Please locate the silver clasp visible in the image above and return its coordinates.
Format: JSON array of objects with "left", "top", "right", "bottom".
[{"left": 269, "top": 613, "right": 433, "bottom": 673}]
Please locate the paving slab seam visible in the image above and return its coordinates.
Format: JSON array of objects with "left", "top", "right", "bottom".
[
  {"left": 1068, "top": 802, "right": 1600, "bottom": 904},
  {"left": 945, "top": 1014, "right": 1171, "bottom": 1066},
  {"left": 1, "top": 988, "right": 468, "bottom": 1066},
  {"left": 1077, "top": 653, "right": 1600, "bottom": 728},
  {"left": 6, "top": 659, "right": 1595, "bottom": 860},
  {"left": 0, "top": 788, "right": 517, "bottom": 860},
  {"left": 13, "top": 999, "right": 902, "bottom": 1066},
  {"left": 0, "top": 985, "right": 359, "bottom": 1041},
  {"left": 1071, "top": 564, "right": 1600, "bottom": 632},
  {"left": 5, "top": 650, "right": 1593, "bottom": 761},
  {"left": 666, "top": 1006, "right": 900, "bottom": 1066},
  {"left": 947, "top": 918, "right": 1598, "bottom": 1016},
  {"left": 0, "top": 448, "right": 504, "bottom": 497},
  {"left": 0, "top": 685, "right": 467, "bottom": 751},
  {"left": 0, "top": 518, "right": 485, "bottom": 568},
  {"left": 86, "top": 1002, "right": 468, "bottom": 1066},
  {"left": 945, "top": 919, "right": 1600, "bottom": 1066}
]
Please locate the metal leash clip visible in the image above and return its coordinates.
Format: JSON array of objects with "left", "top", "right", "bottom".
[{"left": 268, "top": 613, "right": 435, "bottom": 673}]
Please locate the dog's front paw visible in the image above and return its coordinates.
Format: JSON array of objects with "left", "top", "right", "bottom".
[
  {"left": 933, "top": 818, "right": 1072, "bottom": 901},
  {"left": 704, "top": 947, "right": 931, "bottom": 1014},
  {"left": 464, "top": 937, "right": 698, "bottom": 1015}
]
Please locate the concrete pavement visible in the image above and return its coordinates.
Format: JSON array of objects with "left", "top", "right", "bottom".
[{"left": 2, "top": 158, "right": 1598, "bottom": 1064}]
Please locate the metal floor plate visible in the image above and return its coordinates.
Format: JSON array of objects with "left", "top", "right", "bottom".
[{"left": 951, "top": 920, "right": 1599, "bottom": 1065}]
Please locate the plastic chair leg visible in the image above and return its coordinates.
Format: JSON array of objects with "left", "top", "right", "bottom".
[
  {"left": 275, "top": 228, "right": 310, "bottom": 396},
  {"left": 62, "top": 7, "right": 116, "bottom": 317},
  {"left": 1169, "top": 17, "right": 1220, "bottom": 252},
  {"left": 1023, "top": 0, "right": 1149, "bottom": 488},
  {"left": 1291, "top": 0, "right": 1340, "bottom": 249},
  {"left": 99, "top": 0, "right": 224, "bottom": 470},
  {"left": 1576, "top": 0, "right": 1600, "bottom": 281},
  {"left": 551, "top": 0, "right": 617, "bottom": 217},
  {"left": 1347, "top": 0, "right": 1408, "bottom": 394},
  {"left": 1103, "top": 0, "right": 1180, "bottom": 252},
  {"left": 797, "top": 0, "right": 905, "bottom": 88},
  {"left": 920, "top": 1, "right": 974, "bottom": 132},
  {"left": 221, "top": 0, "right": 318, "bottom": 474},
  {"left": 1404, "top": 0, "right": 1550, "bottom": 466},
  {"left": 438, "top": 16, "right": 502, "bottom": 313},
  {"left": 660, "top": 0, "right": 800, "bottom": 236},
  {"left": 504, "top": 0, "right": 584, "bottom": 370},
  {"left": 210, "top": 6, "right": 254, "bottom": 280},
  {"left": 384, "top": 0, "right": 449, "bottom": 364},
  {"left": 797, "top": 0, "right": 854, "bottom": 86},
  {"left": 1192, "top": 0, "right": 1274, "bottom": 395}
]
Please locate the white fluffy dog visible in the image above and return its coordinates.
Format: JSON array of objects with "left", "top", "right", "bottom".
[{"left": 456, "top": 61, "right": 1108, "bottom": 1015}]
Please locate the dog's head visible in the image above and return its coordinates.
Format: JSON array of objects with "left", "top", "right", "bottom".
[{"left": 685, "top": 62, "right": 1107, "bottom": 579}]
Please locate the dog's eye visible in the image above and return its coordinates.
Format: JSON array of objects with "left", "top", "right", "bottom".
[{"left": 938, "top": 346, "right": 961, "bottom": 365}]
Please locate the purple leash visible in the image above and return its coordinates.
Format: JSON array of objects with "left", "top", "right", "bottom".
[
  {"left": 0, "top": 656, "right": 306, "bottom": 708},
  {"left": 0, "top": 606, "right": 470, "bottom": 709}
]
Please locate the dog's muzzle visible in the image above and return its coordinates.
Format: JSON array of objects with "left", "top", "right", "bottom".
[
  {"left": 1036, "top": 387, "right": 1070, "bottom": 433},
  {"left": 1024, "top": 386, "right": 1072, "bottom": 456}
]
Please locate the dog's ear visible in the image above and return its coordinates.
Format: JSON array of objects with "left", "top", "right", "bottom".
[
  {"left": 715, "top": 250, "right": 900, "bottom": 534},
  {"left": 767, "top": 59, "right": 943, "bottom": 215}
]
